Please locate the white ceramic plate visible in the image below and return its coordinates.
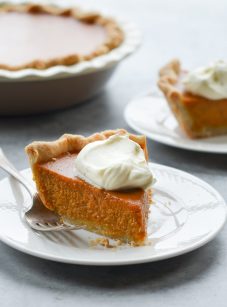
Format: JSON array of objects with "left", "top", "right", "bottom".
[
  {"left": 124, "top": 93, "right": 227, "bottom": 153},
  {"left": 0, "top": 164, "right": 226, "bottom": 265}
]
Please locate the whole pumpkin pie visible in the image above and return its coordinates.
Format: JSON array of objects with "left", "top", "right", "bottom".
[
  {"left": 25, "top": 129, "right": 153, "bottom": 245},
  {"left": 0, "top": 3, "right": 124, "bottom": 71},
  {"left": 158, "top": 59, "right": 227, "bottom": 138}
]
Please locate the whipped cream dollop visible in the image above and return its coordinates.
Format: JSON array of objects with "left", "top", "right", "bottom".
[
  {"left": 74, "top": 135, "right": 154, "bottom": 191},
  {"left": 183, "top": 60, "right": 227, "bottom": 100}
]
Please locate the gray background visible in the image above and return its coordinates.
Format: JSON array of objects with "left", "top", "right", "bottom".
[{"left": 0, "top": 0, "right": 227, "bottom": 306}]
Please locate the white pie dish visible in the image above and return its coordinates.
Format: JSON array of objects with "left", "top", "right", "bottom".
[{"left": 0, "top": 9, "right": 141, "bottom": 115}]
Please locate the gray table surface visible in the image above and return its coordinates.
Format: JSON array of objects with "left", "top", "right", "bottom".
[{"left": 1, "top": 0, "right": 227, "bottom": 306}]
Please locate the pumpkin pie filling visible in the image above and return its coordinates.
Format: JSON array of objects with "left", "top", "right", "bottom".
[
  {"left": 0, "top": 3, "right": 124, "bottom": 70},
  {"left": 0, "top": 12, "right": 107, "bottom": 67},
  {"left": 176, "top": 73, "right": 227, "bottom": 131}
]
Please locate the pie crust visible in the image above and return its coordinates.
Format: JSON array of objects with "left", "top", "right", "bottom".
[
  {"left": 158, "top": 59, "right": 227, "bottom": 138},
  {"left": 0, "top": 3, "right": 124, "bottom": 71},
  {"left": 25, "top": 129, "right": 148, "bottom": 165}
]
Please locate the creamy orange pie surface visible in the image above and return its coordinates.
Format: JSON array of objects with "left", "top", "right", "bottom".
[
  {"left": 25, "top": 130, "right": 153, "bottom": 245},
  {"left": 158, "top": 60, "right": 227, "bottom": 138},
  {"left": 0, "top": 3, "right": 124, "bottom": 70}
]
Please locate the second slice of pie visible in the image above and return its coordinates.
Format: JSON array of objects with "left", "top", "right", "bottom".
[{"left": 158, "top": 59, "right": 227, "bottom": 138}]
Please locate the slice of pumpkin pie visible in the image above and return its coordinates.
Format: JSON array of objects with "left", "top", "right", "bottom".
[
  {"left": 158, "top": 59, "right": 227, "bottom": 138},
  {"left": 25, "top": 129, "right": 154, "bottom": 245}
]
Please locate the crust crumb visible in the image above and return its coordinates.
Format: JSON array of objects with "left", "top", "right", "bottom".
[
  {"left": 90, "top": 238, "right": 124, "bottom": 248},
  {"left": 89, "top": 237, "right": 151, "bottom": 248},
  {"left": 90, "top": 238, "right": 114, "bottom": 248}
]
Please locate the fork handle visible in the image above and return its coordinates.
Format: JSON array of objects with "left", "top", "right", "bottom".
[{"left": 0, "top": 147, "right": 35, "bottom": 197}]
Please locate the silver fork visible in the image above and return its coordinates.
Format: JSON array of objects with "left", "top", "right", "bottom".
[{"left": 0, "top": 147, "right": 77, "bottom": 232}]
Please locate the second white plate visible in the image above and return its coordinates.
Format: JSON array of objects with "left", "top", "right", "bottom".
[{"left": 124, "top": 93, "right": 227, "bottom": 153}]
